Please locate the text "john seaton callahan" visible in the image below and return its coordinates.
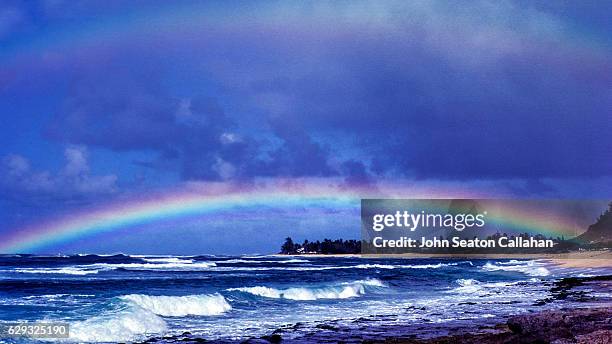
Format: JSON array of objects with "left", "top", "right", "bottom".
[{"left": 372, "top": 236, "right": 555, "bottom": 248}]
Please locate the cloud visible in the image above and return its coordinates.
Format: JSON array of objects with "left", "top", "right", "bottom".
[
  {"left": 0, "top": 146, "right": 117, "bottom": 204},
  {"left": 22, "top": 0, "right": 610, "bottom": 183},
  {"left": 42, "top": 64, "right": 339, "bottom": 181},
  {"left": 339, "top": 159, "right": 377, "bottom": 192},
  {"left": 248, "top": 118, "right": 336, "bottom": 178}
]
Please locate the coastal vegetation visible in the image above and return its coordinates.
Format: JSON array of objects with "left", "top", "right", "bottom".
[
  {"left": 280, "top": 237, "right": 361, "bottom": 254},
  {"left": 281, "top": 202, "right": 611, "bottom": 254}
]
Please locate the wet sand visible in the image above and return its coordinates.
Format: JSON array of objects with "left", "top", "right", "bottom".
[
  {"left": 546, "top": 250, "right": 612, "bottom": 268},
  {"left": 280, "top": 249, "right": 612, "bottom": 268}
]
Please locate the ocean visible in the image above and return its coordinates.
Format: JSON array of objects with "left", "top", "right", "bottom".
[{"left": 0, "top": 255, "right": 609, "bottom": 343}]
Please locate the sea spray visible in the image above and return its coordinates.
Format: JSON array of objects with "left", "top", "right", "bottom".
[
  {"left": 482, "top": 260, "right": 550, "bottom": 277},
  {"left": 69, "top": 305, "right": 167, "bottom": 342},
  {"left": 120, "top": 294, "right": 231, "bottom": 316},
  {"left": 228, "top": 279, "right": 386, "bottom": 300}
]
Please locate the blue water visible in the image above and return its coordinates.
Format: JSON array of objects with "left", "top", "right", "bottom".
[{"left": 0, "top": 255, "right": 608, "bottom": 343}]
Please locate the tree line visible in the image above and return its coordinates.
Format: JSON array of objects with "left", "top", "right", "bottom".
[{"left": 280, "top": 237, "right": 361, "bottom": 254}]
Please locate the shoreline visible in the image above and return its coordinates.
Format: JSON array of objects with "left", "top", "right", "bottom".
[
  {"left": 140, "top": 274, "right": 612, "bottom": 344},
  {"left": 372, "top": 307, "right": 612, "bottom": 344},
  {"left": 389, "top": 274, "right": 612, "bottom": 343},
  {"left": 276, "top": 250, "right": 612, "bottom": 268}
]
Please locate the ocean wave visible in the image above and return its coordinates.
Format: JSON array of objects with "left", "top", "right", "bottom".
[
  {"left": 449, "top": 278, "right": 536, "bottom": 295},
  {"left": 120, "top": 293, "right": 231, "bottom": 316},
  {"left": 0, "top": 294, "right": 96, "bottom": 306},
  {"left": 9, "top": 267, "right": 102, "bottom": 275},
  {"left": 88, "top": 261, "right": 217, "bottom": 271},
  {"left": 482, "top": 261, "right": 550, "bottom": 277},
  {"left": 141, "top": 257, "right": 195, "bottom": 264},
  {"left": 451, "top": 278, "right": 506, "bottom": 294},
  {"left": 452, "top": 278, "right": 484, "bottom": 294},
  {"left": 354, "top": 264, "right": 396, "bottom": 269},
  {"left": 198, "top": 261, "right": 470, "bottom": 272},
  {"left": 400, "top": 263, "right": 456, "bottom": 269},
  {"left": 69, "top": 306, "right": 167, "bottom": 342},
  {"left": 3, "top": 260, "right": 217, "bottom": 275},
  {"left": 228, "top": 279, "right": 385, "bottom": 301},
  {"left": 217, "top": 258, "right": 310, "bottom": 264},
  {"left": 6, "top": 260, "right": 470, "bottom": 275},
  {"left": 354, "top": 261, "right": 472, "bottom": 270}
]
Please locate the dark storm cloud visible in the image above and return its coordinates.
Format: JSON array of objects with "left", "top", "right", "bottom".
[
  {"left": 33, "top": 0, "right": 612, "bottom": 183},
  {"left": 43, "top": 72, "right": 240, "bottom": 181},
  {"left": 42, "top": 62, "right": 337, "bottom": 181},
  {"left": 1, "top": 0, "right": 612, "bottom": 254},
  {"left": 0, "top": 146, "right": 117, "bottom": 204},
  {"left": 251, "top": 118, "right": 336, "bottom": 178},
  {"left": 45, "top": 70, "right": 181, "bottom": 152},
  {"left": 247, "top": 27, "right": 611, "bottom": 180}
]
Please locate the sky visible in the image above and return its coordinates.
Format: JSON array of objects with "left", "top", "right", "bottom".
[{"left": 0, "top": 0, "right": 610, "bottom": 254}]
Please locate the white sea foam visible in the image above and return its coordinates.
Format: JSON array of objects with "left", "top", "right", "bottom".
[
  {"left": 23, "top": 294, "right": 95, "bottom": 299},
  {"left": 69, "top": 306, "right": 167, "bottom": 342},
  {"left": 344, "top": 279, "right": 386, "bottom": 287},
  {"left": 11, "top": 267, "right": 101, "bottom": 275},
  {"left": 88, "top": 261, "right": 216, "bottom": 271},
  {"left": 452, "top": 278, "right": 483, "bottom": 294},
  {"left": 218, "top": 259, "right": 310, "bottom": 264},
  {"left": 141, "top": 257, "right": 194, "bottom": 264},
  {"left": 0, "top": 294, "right": 96, "bottom": 306},
  {"left": 449, "top": 278, "right": 534, "bottom": 295},
  {"left": 408, "top": 261, "right": 473, "bottom": 269},
  {"left": 6, "top": 260, "right": 215, "bottom": 275},
  {"left": 354, "top": 264, "right": 396, "bottom": 269},
  {"left": 401, "top": 263, "right": 449, "bottom": 269},
  {"left": 482, "top": 261, "right": 550, "bottom": 277},
  {"left": 354, "top": 262, "right": 471, "bottom": 270},
  {"left": 120, "top": 293, "right": 231, "bottom": 316},
  {"left": 229, "top": 279, "right": 385, "bottom": 301},
  {"left": 201, "top": 262, "right": 467, "bottom": 272}
]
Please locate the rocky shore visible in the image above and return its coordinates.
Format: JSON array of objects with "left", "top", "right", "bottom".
[
  {"left": 368, "top": 275, "right": 612, "bottom": 344},
  {"left": 374, "top": 307, "right": 611, "bottom": 344},
  {"left": 139, "top": 275, "right": 612, "bottom": 344}
]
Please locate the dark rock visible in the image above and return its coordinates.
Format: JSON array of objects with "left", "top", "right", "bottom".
[
  {"left": 506, "top": 307, "right": 612, "bottom": 343},
  {"left": 260, "top": 334, "right": 282, "bottom": 343},
  {"left": 575, "top": 329, "right": 612, "bottom": 344}
]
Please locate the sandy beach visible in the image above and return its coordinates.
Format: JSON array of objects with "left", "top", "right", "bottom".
[
  {"left": 281, "top": 250, "right": 612, "bottom": 268},
  {"left": 545, "top": 250, "right": 612, "bottom": 268}
]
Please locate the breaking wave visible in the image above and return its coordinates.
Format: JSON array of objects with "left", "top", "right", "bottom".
[
  {"left": 120, "top": 293, "right": 231, "bottom": 316},
  {"left": 354, "top": 261, "right": 472, "bottom": 270},
  {"left": 69, "top": 306, "right": 167, "bottom": 342},
  {"left": 88, "top": 261, "right": 217, "bottom": 271},
  {"left": 9, "top": 267, "right": 102, "bottom": 275},
  {"left": 482, "top": 261, "right": 550, "bottom": 277},
  {"left": 228, "top": 279, "right": 385, "bottom": 301},
  {"left": 448, "top": 278, "right": 539, "bottom": 296},
  {"left": 57, "top": 293, "right": 231, "bottom": 342},
  {"left": 217, "top": 258, "right": 310, "bottom": 264},
  {"left": 140, "top": 257, "right": 195, "bottom": 264}
]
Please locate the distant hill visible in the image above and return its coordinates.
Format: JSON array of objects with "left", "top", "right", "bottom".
[{"left": 576, "top": 202, "right": 612, "bottom": 244}]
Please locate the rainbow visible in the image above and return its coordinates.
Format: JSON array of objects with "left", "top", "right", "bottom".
[
  {"left": 0, "top": 182, "right": 590, "bottom": 253},
  {"left": 0, "top": 188, "right": 355, "bottom": 253},
  {"left": 471, "top": 201, "right": 586, "bottom": 239},
  {"left": 0, "top": 181, "right": 482, "bottom": 253}
]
